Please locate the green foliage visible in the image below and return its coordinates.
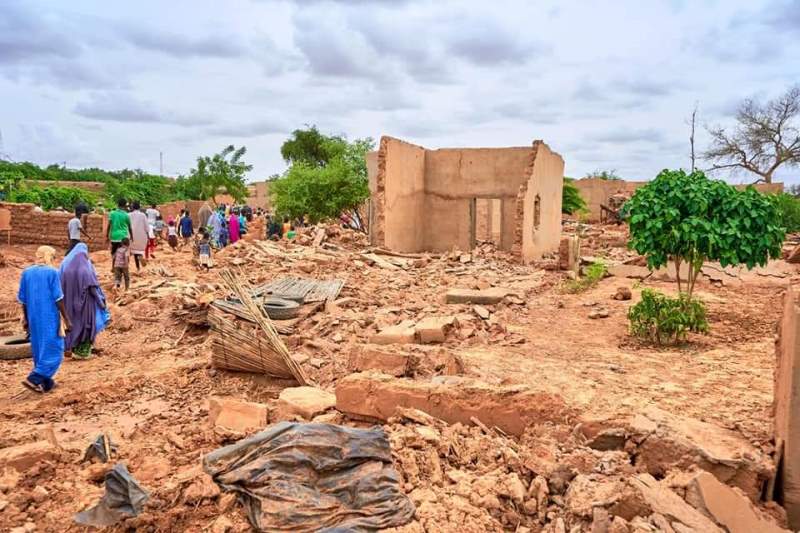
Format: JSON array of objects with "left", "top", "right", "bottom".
[
  {"left": 771, "top": 192, "right": 800, "bottom": 233},
  {"left": 623, "top": 169, "right": 785, "bottom": 296},
  {"left": 628, "top": 289, "right": 709, "bottom": 344},
  {"left": 271, "top": 128, "right": 374, "bottom": 223},
  {"left": 0, "top": 160, "right": 190, "bottom": 207},
  {"left": 7, "top": 185, "right": 99, "bottom": 211},
  {"left": 105, "top": 171, "right": 180, "bottom": 206},
  {"left": 186, "top": 145, "right": 252, "bottom": 203},
  {"left": 0, "top": 169, "right": 24, "bottom": 200},
  {"left": 562, "top": 177, "right": 587, "bottom": 215},
  {"left": 280, "top": 125, "right": 348, "bottom": 167},
  {"left": 563, "top": 261, "right": 607, "bottom": 293}
]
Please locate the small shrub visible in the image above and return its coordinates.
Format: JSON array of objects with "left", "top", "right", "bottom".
[
  {"left": 628, "top": 289, "right": 709, "bottom": 344},
  {"left": 563, "top": 261, "right": 607, "bottom": 293}
]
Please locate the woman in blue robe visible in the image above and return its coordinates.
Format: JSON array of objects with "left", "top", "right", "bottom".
[
  {"left": 18, "top": 246, "right": 72, "bottom": 393},
  {"left": 60, "top": 243, "right": 109, "bottom": 359}
]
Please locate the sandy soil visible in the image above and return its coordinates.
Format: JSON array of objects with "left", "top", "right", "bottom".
[{"left": 0, "top": 226, "right": 794, "bottom": 532}]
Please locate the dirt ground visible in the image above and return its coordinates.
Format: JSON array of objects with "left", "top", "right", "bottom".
[{"left": 0, "top": 223, "right": 794, "bottom": 532}]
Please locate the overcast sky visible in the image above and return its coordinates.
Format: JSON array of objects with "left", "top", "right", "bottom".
[{"left": 1, "top": 0, "right": 798, "bottom": 184}]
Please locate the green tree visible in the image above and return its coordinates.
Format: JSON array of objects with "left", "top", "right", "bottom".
[
  {"left": 280, "top": 125, "right": 347, "bottom": 167},
  {"left": 562, "top": 177, "right": 587, "bottom": 215},
  {"left": 187, "top": 145, "right": 252, "bottom": 203},
  {"left": 623, "top": 169, "right": 785, "bottom": 296},
  {"left": 271, "top": 128, "right": 374, "bottom": 225}
]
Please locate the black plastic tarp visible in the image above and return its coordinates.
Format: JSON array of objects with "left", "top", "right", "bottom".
[
  {"left": 74, "top": 463, "right": 149, "bottom": 527},
  {"left": 203, "top": 422, "right": 415, "bottom": 532}
]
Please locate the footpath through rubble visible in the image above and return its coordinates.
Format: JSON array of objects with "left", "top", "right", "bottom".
[{"left": 0, "top": 222, "right": 796, "bottom": 532}]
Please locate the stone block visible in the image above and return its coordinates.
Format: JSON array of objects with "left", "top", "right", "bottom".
[
  {"left": 335, "top": 372, "right": 573, "bottom": 436},
  {"left": 414, "top": 316, "right": 457, "bottom": 343},
  {"left": 208, "top": 396, "right": 268, "bottom": 434},
  {"left": 370, "top": 320, "right": 416, "bottom": 345},
  {"left": 445, "top": 287, "right": 513, "bottom": 305},
  {"left": 276, "top": 386, "right": 336, "bottom": 420},
  {"left": 0, "top": 441, "right": 59, "bottom": 472},
  {"left": 685, "top": 471, "right": 788, "bottom": 533},
  {"left": 349, "top": 346, "right": 413, "bottom": 376}
]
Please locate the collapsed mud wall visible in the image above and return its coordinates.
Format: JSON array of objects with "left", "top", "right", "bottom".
[
  {"left": 369, "top": 136, "right": 564, "bottom": 259},
  {"left": 0, "top": 202, "right": 107, "bottom": 251}
]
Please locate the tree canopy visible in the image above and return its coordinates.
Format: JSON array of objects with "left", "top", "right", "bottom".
[
  {"left": 704, "top": 85, "right": 800, "bottom": 183},
  {"left": 184, "top": 145, "right": 252, "bottom": 204},
  {"left": 271, "top": 126, "right": 374, "bottom": 225},
  {"left": 623, "top": 169, "right": 785, "bottom": 296}
]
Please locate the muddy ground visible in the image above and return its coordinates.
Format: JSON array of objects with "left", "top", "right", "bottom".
[{"left": 0, "top": 223, "right": 794, "bottom": 532}]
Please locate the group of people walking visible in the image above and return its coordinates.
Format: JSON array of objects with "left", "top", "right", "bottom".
[
  {"left": 18, "top": 243, "right": 109, "bottom": 393},
  {"left": 16, "top": 199, "right": 265, "bottom": 393},
  {"left": 198, "top": 202, "right": 249, "bottom": 248}
]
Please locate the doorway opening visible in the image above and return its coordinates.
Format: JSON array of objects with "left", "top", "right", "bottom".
[{"left": 471, "top": 198, "right": 503, "bottom": 250}]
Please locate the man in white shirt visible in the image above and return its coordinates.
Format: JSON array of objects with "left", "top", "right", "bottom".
[
  {"left": 67, "top": 208, "right": 91, "bottom": 254},
  {"left": 145, "top": 204, "right": 160, "bottom": 227}
]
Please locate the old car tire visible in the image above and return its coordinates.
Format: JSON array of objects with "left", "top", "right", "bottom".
[
  {"left": 0, "top": 335, "right": 32, "bottom": 360},
  {"left": 263, "top": 298, "right": 301, "bottom": 320}
]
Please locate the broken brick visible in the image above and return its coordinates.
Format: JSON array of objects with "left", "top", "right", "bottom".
[
  {"left": 276, "top": 386, "right": 336, "bottom": 420},
  {"left": 0, "top": 441, "right": 59, "bottom": 473},
  {"left": 349, "top": 346, "right": 413, "bottom": 376},
  {"left": 414, "top": 316, "right": 457, "bottom": 344},
  {"left": 208, "top": 396, "right": 268, "bottom": 434},
  {"left": 370, "top": 320, "right": 416, "bottom": 345}
]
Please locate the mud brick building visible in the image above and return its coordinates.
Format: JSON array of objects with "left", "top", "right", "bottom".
[{"left": 366, "top": 136, "right": 565, "bottom": 264}]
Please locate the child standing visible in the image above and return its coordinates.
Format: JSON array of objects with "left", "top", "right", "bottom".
[
  {"left": 113, "top": 237, "right": 131, "bottom": 291},
  {"left": 167, "top": 219, "right": 179, "bottom": 251},
  {"left": 195, "top": 228, "right": 213, "bottom": 271}
]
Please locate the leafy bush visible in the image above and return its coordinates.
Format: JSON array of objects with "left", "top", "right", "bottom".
[
  {"left": 562, "top": 177, "right": 587, "bottom": 215},
  {"left": 272, "top": 128, "right": 374, "bottom": 223},
  {"left": 628, "top": 289, "right": 709, "bottom": 344},
  {"left": 563, "top": 261, "right": 607, "bottom": 293},
  {"left": 7, "top": 185, "right": 99, "bottom": 211},
  {"left": 771, "top": 192, "right": 800, "bottom": 233},
  {"left": 623, "top": 169, "right": 785, "bottom": 297}
]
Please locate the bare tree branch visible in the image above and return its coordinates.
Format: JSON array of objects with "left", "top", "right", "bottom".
[{"left": 703, "top": 85, "right": 800, "bottom": 183}]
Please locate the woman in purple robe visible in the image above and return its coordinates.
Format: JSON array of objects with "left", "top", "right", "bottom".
[{"left": 60, "top": 243, "right": 109, "bottom": 359}]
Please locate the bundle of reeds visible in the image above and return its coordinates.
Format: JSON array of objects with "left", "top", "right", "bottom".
[
  {"left": 208, "top": 307, "right": 295, "bottom": 378},
  {"left": 218, "top": 269, "right": 309, "bottom": 385}
]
